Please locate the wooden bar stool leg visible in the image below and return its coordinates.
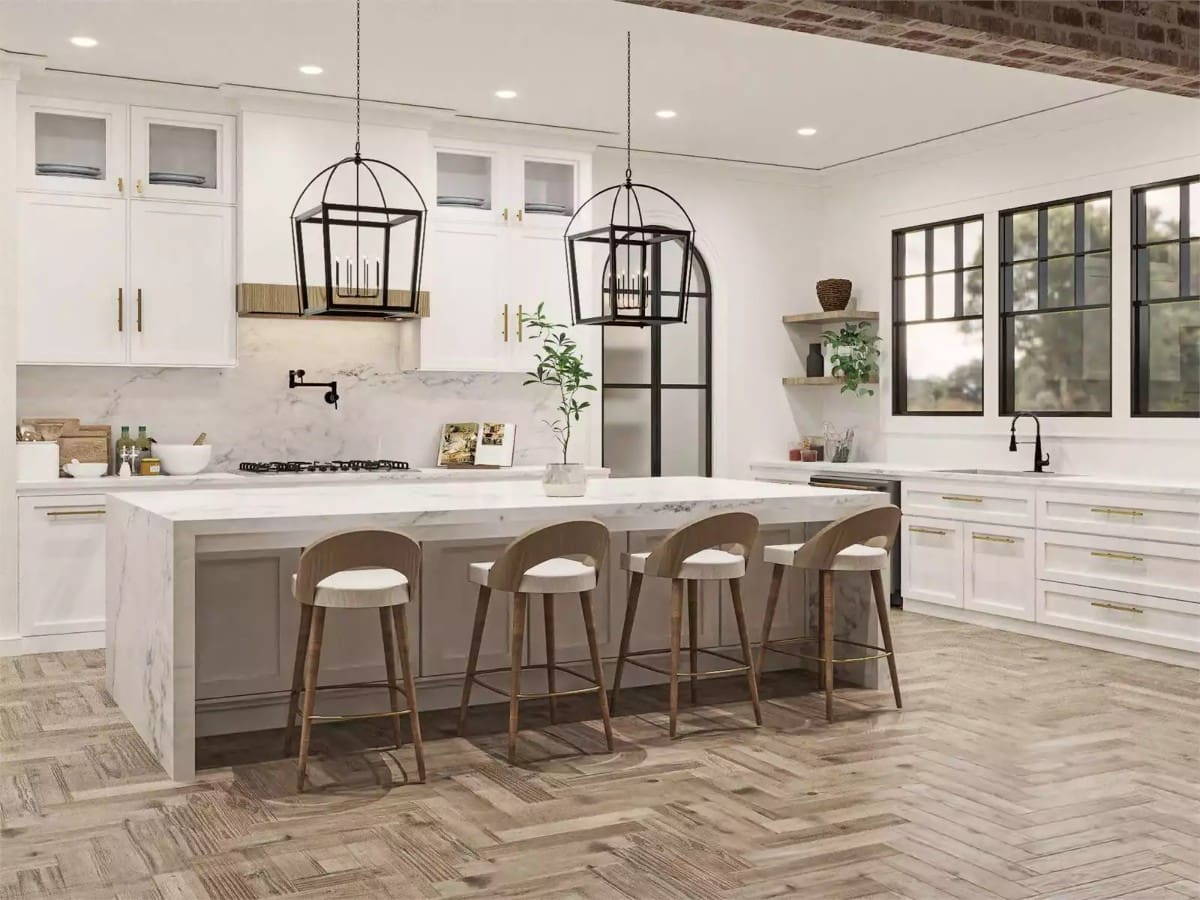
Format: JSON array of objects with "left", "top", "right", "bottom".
[
  {"left": 543, "top": 593, "right": 557, "bottom": 725},
  {"left": 757, "top": 564, "right": 784, "bottom": 687},
  {"left": 816, "top": 575, "right": 827, "bottom": 691},
  {"left": 393, "top": 605, "right": 425, "bottom": 783},
  {"left": 284, "top": 603, "right": 314, "bottom": 756},
  {"left": 458, "top": 586, "right": 490, "bottom": 736},
  {"left": 668, "top": 578, "right": 684, "bottom": 739},
  {"left": 610, "top": 572, "right": 642, "bottom": 715},
  {"left": 508, "top": 592, "right": 528, "bottom": 764},
  {"left": 686, "top": 580, "right": 699, "bottom": 705},
  {"left": 379, "top": 607, "right": 405, "bottom": 752},
  {"left": 820, "top": 570, "right": 835, "bottom": 722},
  {"left": 579, "top": 589, "right": 614, "bottom": 752},
  {"left": 729, "top": 577, "right": 763, "bottom": 726},
  {"left": 870, "top": 570, "right": 902, "bottom": 709},
  {"left": 297, "top": 606, "right": 326, "bottom": 791}
]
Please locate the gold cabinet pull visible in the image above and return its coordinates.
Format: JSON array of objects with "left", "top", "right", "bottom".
[
  {"left": 1090, "top": 550, "right": 1144, "bottom": 562},
  {"left": 502, "top": 302, "right": 509, "bottom": 342},
  {"left": 117, "top": 176, "right": 124, "bottom": 193},
  {"left": 136, "top": 288, "right": 143, "bottom": 332},
  {"left": 942, "top": 495, "right": 983, "bottom": 503},
  {"left": 1090, "top": 600, "right": 1143, "bottom": 614},
  {"left": 501, "top": 207, "right": 509, "bottom": 222},
  {"left": 909, "top": 526, "right": 947, "bottom": 536},
  {"left": 136, "top": 179, "right": 143, "bottom": 193},
  {"left": 972, "top": 534, "right": 1015, "bottom": 544},
  {"left": 117, "top": 287, "right": 124, "bottom": 332},
  {"left": 516, "top": 208, "right": 524, "bottom": 222},
  {"left": 1090, "top": 507, "right": 1144, "bottom": 517},
  {"left": 46, "top": 508, "right": 106, "bottom": 517},
  {"left": 517, "top": 304, "right": 523, "bottom": 341}
]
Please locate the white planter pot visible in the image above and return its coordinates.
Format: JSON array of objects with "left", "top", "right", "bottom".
[{"left": 542, "top": 462, "right": 588, "bottom": 497}]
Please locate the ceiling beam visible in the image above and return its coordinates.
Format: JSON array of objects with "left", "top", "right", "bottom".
[{"left": 618, "top": 1, "right": 1199, "bottom": 97}]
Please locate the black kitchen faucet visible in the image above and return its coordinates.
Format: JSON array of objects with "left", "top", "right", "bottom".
[{"left": 1009, "top": 413, "right": 1050, "bottom": 473}]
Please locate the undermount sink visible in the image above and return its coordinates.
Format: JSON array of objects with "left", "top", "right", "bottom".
[{"left": 935, "top": 468, "right": 1064, "bottom": 477}]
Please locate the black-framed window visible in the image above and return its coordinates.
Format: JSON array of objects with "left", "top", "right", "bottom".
[
  {"left": 1000, "top": 193, "right": 1112, "bottom": 415},
  {"left": 601, "top": 248, "right": 712, "bottom": 476},
  {"left": 1132, "top": 176, "right": 1200, "bottom": 417},
  {"left": 891, "top": 216, "right": 984, "bottom": 414}
]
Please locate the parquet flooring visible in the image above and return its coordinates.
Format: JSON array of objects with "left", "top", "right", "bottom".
[{"left": 1, "top": 611, "right": 1197, "bottom": 899}]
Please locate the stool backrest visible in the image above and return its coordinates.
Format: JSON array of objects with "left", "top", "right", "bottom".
[
  {"left": 486, "top": 519, "right": 610, "bottom": 592},
  {"left": 792, "top": 505, "right": 901, "bottom": 571},
  {"left": 294, "top": 529, "right": 422, "bottom": 606},
  {"left": 643, "top": 511, "right": 759, "bottom": 578}
]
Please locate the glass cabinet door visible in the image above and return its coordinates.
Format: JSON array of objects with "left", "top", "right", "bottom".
[
  {"left": 19, "top": 97, "right": 127, "bottom": 197},
  {"left": 435, "top": 148, "right": 502, "bottom": 224},
  {"left": 520, "top": 157, "right": 578, "bottom": 225},
  {"left": 130, "top": 107, "right": 235, "bottom": 204}
]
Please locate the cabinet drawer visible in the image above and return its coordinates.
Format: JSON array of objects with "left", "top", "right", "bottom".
[
  {"left": 964, "top": 524, "right": 1035, "bottom": 622},
  {"left": 1036, "top": 580, "right": 1200, "bottom": 654},
  {"left": 902, "top": 480, "right": 1035, "bottom": 527},
  {"left": 1038, "top": 530, "right": 1200, "bottom": 604},
  {"left": 901, "top": 516, "right": 963, "bottom": 608},
  {"left": 18, "top": 495, "right": 108, "bottom": 636},
  {"left": 1038, "top": 489, "right": 1200, "bottom": 546}
]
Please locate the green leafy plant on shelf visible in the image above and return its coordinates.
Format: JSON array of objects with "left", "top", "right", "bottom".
[
  {"left": 518, "top": 303, "right": 596, "bottom": 463},
  {"left": 821, "top": 321, "right": 881, "bottom": 397}
]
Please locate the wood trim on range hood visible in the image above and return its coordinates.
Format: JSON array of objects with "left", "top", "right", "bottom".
[{"left": 237, "top": 283, "right": 431, "bottom": 319}]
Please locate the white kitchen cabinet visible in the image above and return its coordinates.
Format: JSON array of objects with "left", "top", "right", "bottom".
[
  {"left": 1038, "top": 529, "right": 1200, "bottom": 605},
  {"left": 902, "top": 480, "right": 1035, "bottom": 528},
  {"left": 129, "top": 202, "right": 236, "bottom": 366},
  {"left": 130, "top": 106, "right": 236, "bottom": 204},
  {"left": 901, "top": 515, "right": 963, "bottom": 608},
  {"left": 16, "top": 193, "right": 128, "bottom": 365},
  {"left": 18, "top": 96, "right": 127, "bottom": 197},
  {"left": 1037, "top": 581, "right": 1200, "bottom": 655},
  {"left": 1037, "top": 488, "right": 1200, "bottom": 546},
  {"left": 18, "top": 496, "right": 108, "bottom": 637},
  {"left": 963, "top": 523, "right": 1035, "bottom": 621}
]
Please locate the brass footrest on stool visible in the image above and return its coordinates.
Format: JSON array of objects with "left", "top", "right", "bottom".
[
  {"left": 619, "top": 646, "right": 752, "bottom": 679},
  {"left": 291, "top": 679, "right": 418, "bottom": 722},
  {"left": 468, "top": 664, "right": 604, "bottom": 701},
  {"left": 761, "top": 636, "right": 893, "bottom": 666}
]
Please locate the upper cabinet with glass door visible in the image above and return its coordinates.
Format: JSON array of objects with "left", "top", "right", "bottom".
[
  {"left": 130, "top": 107, "right": 236, "bottom": 204},
  {"left": 19, "top": 97, "right": 127, "bottom": 197},
  {"left": 435, "top": 144, "right": 502, "bottom": 224},
  {"left": 518, "top": 153, "right": 581, "bottom": 228}
]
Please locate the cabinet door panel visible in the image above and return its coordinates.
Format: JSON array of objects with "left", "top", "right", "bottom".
[
  {"left": 17, "top": 194, "right": 127, "bottom": 364},
  {"left": 19, "top": 96, "right": 126, "bottom": 197},
  {"left": 129, "top": 202, "right": 236, "bottom": 366},
  {"left": 508, "top": 229, "right": 574, "bottom": 371},
  {"left": 901, "top": 516, "right": 962, "bottom": 608},
  {"left": 18, "top": 496, "right": 108, "bottom": 636},
  {"left": 964, "top": 524, "right": 1035, "bottom": 621},
  {"left": 130, "top": 106, "right": 235, "bottom": 204}
]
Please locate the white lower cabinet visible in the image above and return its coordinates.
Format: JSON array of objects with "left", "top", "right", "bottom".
[
  {"left": 17, "top": 496, "right": 108, "bottom": 637},
  {"left": 963, "top": 523, "right": 1035, "bottom": 621},
  {"left": 901, "top": 516, "right": 963, "bottom": 608},
  {"left": 1038, "top": 529, "right": 1200, "bottom": 605},
  {"left": 1037, "top": 581, "right": 1200, "bottom": 655}
]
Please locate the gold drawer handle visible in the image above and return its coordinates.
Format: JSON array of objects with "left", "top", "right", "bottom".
[
  {"left": 517, "top": 303, "right": 523, "bottom": 341},
  {"left": 502, "top": 302, "right": 509, "bottom": 342},
  {"left": 117, "top": 287, "right": 123, "bottom": 332},
  {"left": 1090, "top": 507, "right": 1144, "bottom": 517},
  {"left": 942, "top": 495, "right": 983, "bottom": 503},
  {"left": 46, "top": 508, "right": 106, "bottom": 517},
  {"left": 973, "top": 534, "right": 1015, "bottom": 544},
  {"left": 909, "top": 526, "right": 947, "bottom": 536},
  {"left": 1090, "top": 550, "right": 1144, "bottom": 563},
  {"left": 1090, "top": 600, "right": 1143, "bottom": 614}
]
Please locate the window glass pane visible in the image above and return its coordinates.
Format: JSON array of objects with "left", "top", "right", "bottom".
[
  {"left": 660, "top": 296, "right": 706, "bottom": 384},
  {"left": 1146, "top": 243, "right": 1180, "bottom": 300},
  {"left": 962, "top": 219, "right": 983, "bottom": 268},
  {"left": 601, "top": 389, "right": 651, "bottom": 477},
  {"left": 602, "top": 325, "right": 651, "bottom": 383},
  {"left": 1084, "top": 253, "right": 1110, "bottom": 306},
  {"left": 901, "top": 320, "right": 983, "bottom": 413},
  {"left": 1145, "top": 186, "right": 1180, "bottom": 241},
  {"left": 1010, "top": 210, "right": 1038, "bottom": 260},
  {"left": 1012, "top": 309, "right": 1110, "bottom": 412},
  {"left": 1190, "top": 240, "right": 1199, "bottom": 297},
  {"left": 1144, "top": 300, "right": 1200, "bottom": 413},
  {"left": 1010, "top": 261, "right": 1038, "bottom": 311},
  {"left": 1047, "top": 204, "right": 1074, "bottom": 256},
  {"left": 659, "top": 389, "right": 708, "bottom": 476},
  {"left": 964, "top": 268, "right": 983, "bottom": 316},
  {"left": 932, "top": 272, "right": 955, "bottom": 318},
  {"left": 932, "top": 226, "right": 955, "bottom": 271},
  {"left": 1047, "top": 256, "right": 1074, "bottom": 308},
  {"left": 1191, "top": 183, "right": 1200, "bottom": 239},
  {"left": 904, "top": 231, "right": 926, "bottom": 275},
  {"left": 1084, "top": 197, "right": 1110, "bottom": 251},
  {"left": 904, "top": 276, "right": 925, "bottom": 321}
]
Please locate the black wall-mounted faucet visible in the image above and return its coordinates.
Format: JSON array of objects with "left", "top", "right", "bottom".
[
  {"left": 289, "top": 369, "right": 340, "bottom": 409},
  {"left": 1009, "top": 413, "right": 1049, "bottom": 473}
]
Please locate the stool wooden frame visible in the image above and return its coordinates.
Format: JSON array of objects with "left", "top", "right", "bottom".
[
  {"left": 757, "top": 505, "right": 902, "bottom": 722},
  {"left": 284, "top": 529, "right": 425, "bottom": 791},
  {"left": 457, "top": 520, "right": 614, "bottom": 764},
  {"left": 611, "top": 512, "right": 763, "bottom": 738}
]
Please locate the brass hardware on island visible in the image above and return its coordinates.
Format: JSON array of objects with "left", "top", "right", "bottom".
[
  {"left": 909, "top": 526, "right": 947, "bottom": 536},
  {"left": 118, "top": 177, "right": 124, "bottom": 193},
  {"left": 1090, "top": 600, "right": 1143, "bottom": 614},
  {"left": 46, "top": 508, "right": 106, "bottom": 517},
  {"left": 1090, "top": 507, "right": 1144, "bottom": 517},
  {"left": 117, "top": 288, "right": 123, "bottom": 332},
  {"left": 942, "top": 494, "right": 984, "bottom": 503},
  {"left": 136, "top": 289, "right": 143, "bottom": 332},
  {"left": 517, "top": 304, "right": 523, "bottom": 341},
  {"left": 502, "top": 207, "right": 509, "bottom": 222},
  {"left": 136, "top": 179, "right": 143, "bottom": 193},
  {"left": 972, "top": 534, "right": 1016, "bottom": 544},
  {"left": 516, "top": 209, "right": 523, "bottom": 222},
  {"left": 1090, "top": 550, "right": 1144, "bottom": 562},
  {"left": 502, "top": 303, "right": 509, "bottom": 342}
]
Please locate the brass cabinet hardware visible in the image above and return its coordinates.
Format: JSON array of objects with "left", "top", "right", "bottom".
[
  {"left": 502, "top": 303, "right": 509, "bottom": 342},
  {"left": 909, "top": 526, "right": 947, "bottom": 536},
  {"left": 516, "top": 208, "right": 523, "bottom": 222},
  {"left": 1090, "top": 550, "right": 1144, "bottom": 562},
  {"left": 517, "top": 304, "right": 523, "bottom": 341},
  {"left": 117, "top": 177, "right": 124, "bottom": 193},
  {"left": 1090, "top": 507, "right": 1144, "bottom": 517},
  {"left": 941, "top": 495, "right": 984, "bottom": 503},
  {"left": 502, "top": 207, "right": 509, "bottom": 222},
  {"left": 136, "top": 179, "right": 143, "bottom": 193},
  {"left": 972, "top": 534, "right": 1016, "bottom": 544},
  {"left": 46, "top": 508, "right": 106, "bottom": 517},
  {"left": 117, "top": 287, "right": 123, "bottom": 332},
  {"left": 136, "top": 289, "right": 143, "bottom": 332},
  {"left": 1090, "top": 600, "right": 1143, "bottom": 614}
]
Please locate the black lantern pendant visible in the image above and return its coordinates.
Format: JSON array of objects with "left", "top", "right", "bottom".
[
  {"left": 291, "top": 0, "right": 427, "bottom": 317},
  {"left": 564, "top": 32, "right": 696, "bottom": 327}
]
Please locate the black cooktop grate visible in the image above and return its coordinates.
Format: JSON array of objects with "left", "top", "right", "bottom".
[{"left": 238, "top": 459, "right": 411, "bottom": 474}]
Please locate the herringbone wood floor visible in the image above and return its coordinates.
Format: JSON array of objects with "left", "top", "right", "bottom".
[{"left": 1, "top": 611, "right": 1197, "bottom": 899}]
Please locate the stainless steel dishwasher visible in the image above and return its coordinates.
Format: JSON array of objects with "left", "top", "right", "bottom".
[{"left": 808, "top": 473, "right": 903, "bottom": 608}]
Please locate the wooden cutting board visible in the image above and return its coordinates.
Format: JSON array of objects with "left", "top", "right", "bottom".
[{"left": 58, "top": 425, "right": 112, "bottom": 475}]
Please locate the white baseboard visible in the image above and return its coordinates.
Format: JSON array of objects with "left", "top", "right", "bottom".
[{"left": 0, "top": 630, "right": 105, "bottom": 656}]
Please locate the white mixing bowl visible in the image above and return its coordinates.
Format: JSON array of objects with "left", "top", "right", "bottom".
[{"left": 155, "top": 444, "right": 213, "bottom": 476}]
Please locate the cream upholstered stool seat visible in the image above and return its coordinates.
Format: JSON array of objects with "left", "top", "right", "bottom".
[
  {"left": 758, "top": 506, "right": 902, "bottom": 722},
  {"left": 284, "top": 530, "right": 425, "bottom": 791},
  {"left": 458, "top": 520, "right": 613, "bottom": 764},
  {"left": 611, "top": 512, "right": 763, "bottom": 739}
]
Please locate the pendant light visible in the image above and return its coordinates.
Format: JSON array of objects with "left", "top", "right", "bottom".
[
  {"left": 564, "top": 32, "right": 696, "bottom": 327},
  {"left": 291, "top": 0, "right": 427, "bottom": 317}
]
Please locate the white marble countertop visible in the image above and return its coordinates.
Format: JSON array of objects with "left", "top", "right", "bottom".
[{"left": 749, "top": 460, "right": 1200, "bottom": 497}]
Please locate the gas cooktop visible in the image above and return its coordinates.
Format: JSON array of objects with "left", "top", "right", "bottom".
[{"left": 238, "top": 459, "right": 413, "bottom": 474}]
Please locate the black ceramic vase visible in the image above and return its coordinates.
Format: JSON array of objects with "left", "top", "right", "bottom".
[{"left": 805, "top": 342, "right": 824, "bottom": 378}]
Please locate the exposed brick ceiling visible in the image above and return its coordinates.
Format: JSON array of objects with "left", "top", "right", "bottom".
[{"left": 617, "top": 1, "right": 1200, "bottom": 97}]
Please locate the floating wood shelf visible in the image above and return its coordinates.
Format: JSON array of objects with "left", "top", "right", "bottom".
[
  {"left": 782, "top": 376, "right": 878, "bottom": 386},
  {"left": 782, "top": 310, "right": 879, "bottom": 325}
]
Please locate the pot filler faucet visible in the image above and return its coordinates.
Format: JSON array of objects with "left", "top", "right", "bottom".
[
  {"left": 1009, "top": 413, "right": 1050, "bottom": 473},
  {"left": 289, "top": 369, "right": 340, "bottom": 409}
]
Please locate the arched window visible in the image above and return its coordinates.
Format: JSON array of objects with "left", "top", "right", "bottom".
[{"left": 601, "top": 247, "right": 712, "bottom": 476}]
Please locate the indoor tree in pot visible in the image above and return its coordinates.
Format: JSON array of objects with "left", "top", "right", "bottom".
[{"left": 519, "top": 303, "right": 596, "bottom": 496}]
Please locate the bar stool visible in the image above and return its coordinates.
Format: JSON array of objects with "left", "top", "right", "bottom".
[
  {"left": 283, "top": 529, "right": 425, "bottom": 791},
  {"left": 757, "top": 505, "right": 902, "bottom": 722},
  {"left": 457, "top": 520, "right": 614, "bottom": 764},
  {"left": 611, "top": 511, "right": 763, "bottom": 738}
]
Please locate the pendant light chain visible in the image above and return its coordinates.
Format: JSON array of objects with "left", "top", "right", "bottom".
[
  {"left": 624, "top": 30, "right": 632, "bottom": 185},
  {"left": 355, "top": 0, "right": 362, "bottom": 159}
]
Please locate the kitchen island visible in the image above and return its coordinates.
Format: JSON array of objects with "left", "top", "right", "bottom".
[{"left": 106, "top": 476, "right": 887, "bottom": 781}]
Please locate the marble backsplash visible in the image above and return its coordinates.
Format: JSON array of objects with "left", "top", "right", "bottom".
[{"left": 16, "top": 318, "right": 569, "bottom": 470}]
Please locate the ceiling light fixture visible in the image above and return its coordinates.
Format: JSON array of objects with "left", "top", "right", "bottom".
[
  {"left": 655, "top": 110, "right": 677, "bottom": 119},
  {"left": 494, "top": 89, "right": 518, "bottom": 99},
  {"left": 299, "top": 64, "right": 324, "bottom": 75},
  {"left": 796, "top": 127, "right": 818, "bottom": 136},
  {"left": 69, "top": 36, "right": 98, "bottom": 48}
]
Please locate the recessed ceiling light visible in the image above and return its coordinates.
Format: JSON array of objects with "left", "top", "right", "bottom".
[
  {"left": 299, "top": 64, "right": 323, "bottom": 75},
  {"left": 796, "top": 127, "right": 818, "bottom": 136},
  {"left": 494, "top": 89, "right": 518, "bottom": 99},
  {"left": 69, "top": 36, "right": 98, "bottom": 48},
  {"left": 655, "top": 109, "right": 677, "bottom": 119}
]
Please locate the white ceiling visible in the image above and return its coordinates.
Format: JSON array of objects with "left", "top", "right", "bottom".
[{"left": 0, "top": 0, "right": 1133, "bottom": 168}]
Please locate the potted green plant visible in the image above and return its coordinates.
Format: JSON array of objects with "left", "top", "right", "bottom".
[
  {"left": 518, "top": 303, "right": 596, "bottom": 496},
  {"left": 821, "top": 322, "right": 881, "bottom": 397}
]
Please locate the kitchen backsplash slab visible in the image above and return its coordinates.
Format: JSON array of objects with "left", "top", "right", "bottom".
[{"left": 16, "top": 318, "right": 568, "bottom": 470}]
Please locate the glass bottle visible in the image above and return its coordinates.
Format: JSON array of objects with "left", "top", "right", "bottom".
[
  {"left": 115, "top": 426, "right": 135, "bottom": 476},
  {"left": 135, "top": 426, "right": 152, "bottom": 474}
]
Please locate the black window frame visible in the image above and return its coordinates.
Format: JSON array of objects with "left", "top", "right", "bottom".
[
  {"left": 891, "top": 214, "right": 985, "bottom": 416},
  {"left": 1131, "top": 174, "right": 1200, "bottom": 418},
  {"left": 999, "top": 191, "right": 1113, "bottom": 417}
]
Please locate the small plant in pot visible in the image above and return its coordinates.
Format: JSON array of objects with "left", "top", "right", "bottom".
[
  {"left": 821, "top": 322, "right": 881, "bottom": 397},
  {"left": 519, "top": 303, "right": 596, "bottom": 496}
]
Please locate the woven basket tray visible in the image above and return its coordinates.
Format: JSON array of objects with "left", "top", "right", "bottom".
[{"left": 816, "top": 279, "right": 852, "bottom": 311}]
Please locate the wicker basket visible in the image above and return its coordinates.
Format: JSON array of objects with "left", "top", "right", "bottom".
[{"left": 816, "top": 278, "right": 852, "bottom": 311}]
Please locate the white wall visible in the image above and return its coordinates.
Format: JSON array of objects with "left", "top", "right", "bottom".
[
  {"left": 0, "top": 65, "right": 19, "bottom": 641},
  {"left": 813, "top": 89, "right": 1200, "bottom": 476}
]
